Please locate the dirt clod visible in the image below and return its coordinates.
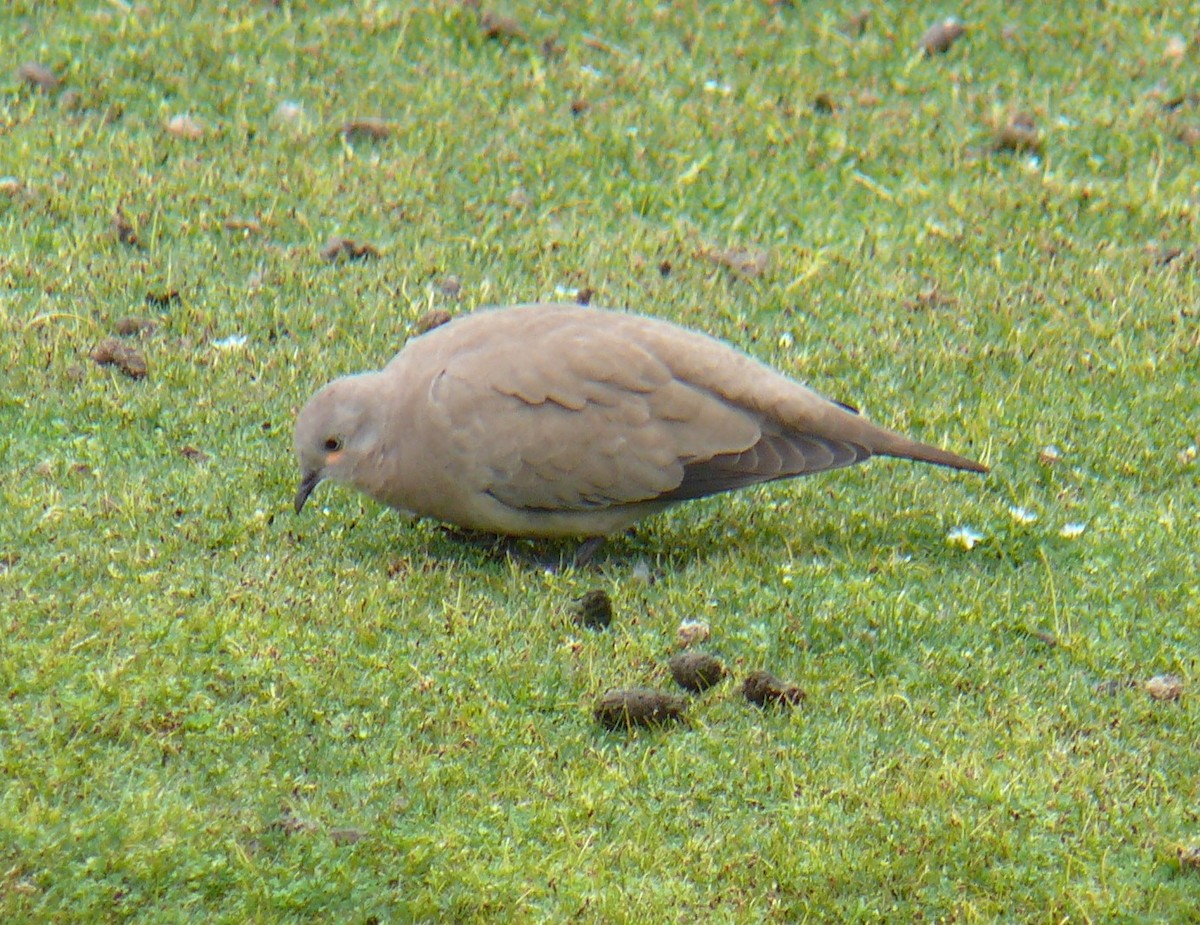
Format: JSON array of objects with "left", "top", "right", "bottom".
[
  {"left": 1152, "top": 245, "right": 1184, "bottom": 267},
  {"left": 320, "top": 236, "right": 380, "bottom": 262},
  {"left": 676, "top": 620, "right": 711, "bottom": 648},
  {"left": 341, "top": 118, "right": 392, "bottom": 142},
  {"left": 668, "top": 651, "right": 727, "bottom": 693},
  {"left": 812, "top": 92, "right": 837, "bottom": 115},
  {"left": 571, "top": 589, "right": 613, "bottom": 630},
  {"left": 18, "top": 62, "right": 60, "bottom": 92},
  {"left": 437, "top": 275, "right": 463, "bottom": 298},
  {"left": 414, "top": 309, "right": 453, "bottom": 335},
  {"left": 594, "top": 688, "right": 686, "bottom": 729},
  {"left": 702, "top": 245, "right": 770, "bottom": 279},
  {"left": 268, "top": 812, "right": 319, "bottom": 836},
  {"left": 115, "top": 317, "right": 158, "bottom": 336},
  {"left": 992, "top": 113, "right": 1041, "bottom": 153},
  {"left": 144, "top": 290, "right": 180, "bottom": 309},
  {"left": 330, "top": 827, "right": 366, "bottom": 846},
  {"left": 1145, "top": 674, "right": 1184, "bottom": 702},
  {"left": 223, "top": 216, "right": 264, "bottom": 234},
  {"left": 743, "top": 670, "right": 806, "bottom": 709},
  {"left": 91, "top": 337, "right": 148, "bottom": 379},
  {"left": 920, "top": 18, "right": 965, "bottom": 56},
  {"left": 480, "top": 10, "right": 525, "bottom": 41},
  {"left": 112, "top": 207, "right": 139, "bottom": 248}
]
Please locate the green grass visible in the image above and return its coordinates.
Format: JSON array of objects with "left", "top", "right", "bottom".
[{"left": 2, "top": 1, "right": 1198, "bottom": 921}]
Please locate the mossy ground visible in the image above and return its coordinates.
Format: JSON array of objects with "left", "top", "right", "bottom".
[{"left": 2, "top": 2, "right": 1198, "bottom": 921}]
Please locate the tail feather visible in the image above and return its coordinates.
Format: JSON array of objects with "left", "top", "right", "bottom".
[
  {"left": 828, "top": 402, "right": 989, "bottom": 474},
  {"left": 878, "top": 433, "right": 989, "bottom": 473}
]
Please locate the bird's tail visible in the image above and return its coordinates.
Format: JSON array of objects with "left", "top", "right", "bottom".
[{"left": 875, "top": 430, "right": 989, "bottom": 473}]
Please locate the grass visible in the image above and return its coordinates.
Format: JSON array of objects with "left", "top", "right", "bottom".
[{"left": 2, "top": 0, "right": 1198, "bottom": 921}]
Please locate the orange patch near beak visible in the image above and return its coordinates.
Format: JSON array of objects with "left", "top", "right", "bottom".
[{"left": 326, "top": 449, "right": 344, "bottom": 466}]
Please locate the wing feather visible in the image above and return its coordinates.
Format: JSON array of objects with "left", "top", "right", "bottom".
[
  {"left": 659, "top": 433, "right": 870, "bottom": 502},
  {"left": 430, "top": 310, "right": 871, "bottom": 514}
]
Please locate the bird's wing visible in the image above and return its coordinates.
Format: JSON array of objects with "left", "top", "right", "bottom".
[
  {"left": 431, "top": 315, "right": 870, "bottom": 513},
  {"left": 658, "top": 425, "right": 870, "bottom": 502}
]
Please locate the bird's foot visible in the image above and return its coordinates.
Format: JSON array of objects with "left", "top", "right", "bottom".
[{"left": 439, "top": 527, "right": 602, "bottom": 572}]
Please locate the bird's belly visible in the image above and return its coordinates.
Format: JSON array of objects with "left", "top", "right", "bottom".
[{"left": 426, "top": 491, "right": 670, "bottom": 539}]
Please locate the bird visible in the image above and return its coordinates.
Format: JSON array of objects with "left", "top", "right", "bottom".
[{"left": 293, "top": 302, "right": 987, "bottom": 552}]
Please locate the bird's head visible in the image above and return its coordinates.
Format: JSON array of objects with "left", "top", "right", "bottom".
[{"left": 292, "top": 374, "right": 385, "bottom": 514}]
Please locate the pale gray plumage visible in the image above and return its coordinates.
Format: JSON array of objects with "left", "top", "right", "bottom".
[{"left": 293, "top": 303, "right": 987, "bottom": 538}]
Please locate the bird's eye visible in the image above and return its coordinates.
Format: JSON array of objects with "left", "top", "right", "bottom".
[{"left": 324, "top": 437, "right": 343, "bottom": 452}]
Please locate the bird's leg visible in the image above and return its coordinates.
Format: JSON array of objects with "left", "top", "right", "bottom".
[
  {"left": 439, "top": 526, "right": 511, "bottom": 559},
  {"left": 573, "top": 535, "right": 606, "bottom": 568},
  {"left": 496, "top": 535, "right": 604, "bottom": 572},
  {"left": 439, "top": 525, "right": 604, "bottom": 571}
]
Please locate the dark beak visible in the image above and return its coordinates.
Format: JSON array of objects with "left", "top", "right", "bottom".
[{"left": 294, "top": 469, "right": 322, "bottom": 514}]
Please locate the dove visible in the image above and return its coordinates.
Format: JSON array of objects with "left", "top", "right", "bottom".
[{"left": 293, "top": 303, "right": 986, "bottom": 547}]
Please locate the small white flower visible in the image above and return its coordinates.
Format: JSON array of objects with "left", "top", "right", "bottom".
[
  {"left": 1008, "top": 505, "right": 1038, "bottom": 525},
  {"left": 213, "top": 334, "right": 248, "bottom": 349},
  {"left": 1059, "top": 522, "right": 1087, "bottom": 539},
  {"left": 947, "top": 526, "right": 984, "bottom": 550},
  {"left": 274, "top": 101, "right": 304, "bottom": 124},
  {"left": 579, "top": 64, "right": 603, "bottom": 79},
  {"left": 165, "top": 114, "right": 204, "bottom": 140},
  {"left": 704, "top": 79, "right": 733, "bottom": 95},
  {"left": 1038, "top": 444, "right": 1062, "bottom": 465}
]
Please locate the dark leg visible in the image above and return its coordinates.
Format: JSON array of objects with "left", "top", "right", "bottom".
[
  {"left": 440, "top": 526, "right": 605, "bottom": 571},
  {"left": 573, "top": 536, "right": 605, "bottom": 567}
]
